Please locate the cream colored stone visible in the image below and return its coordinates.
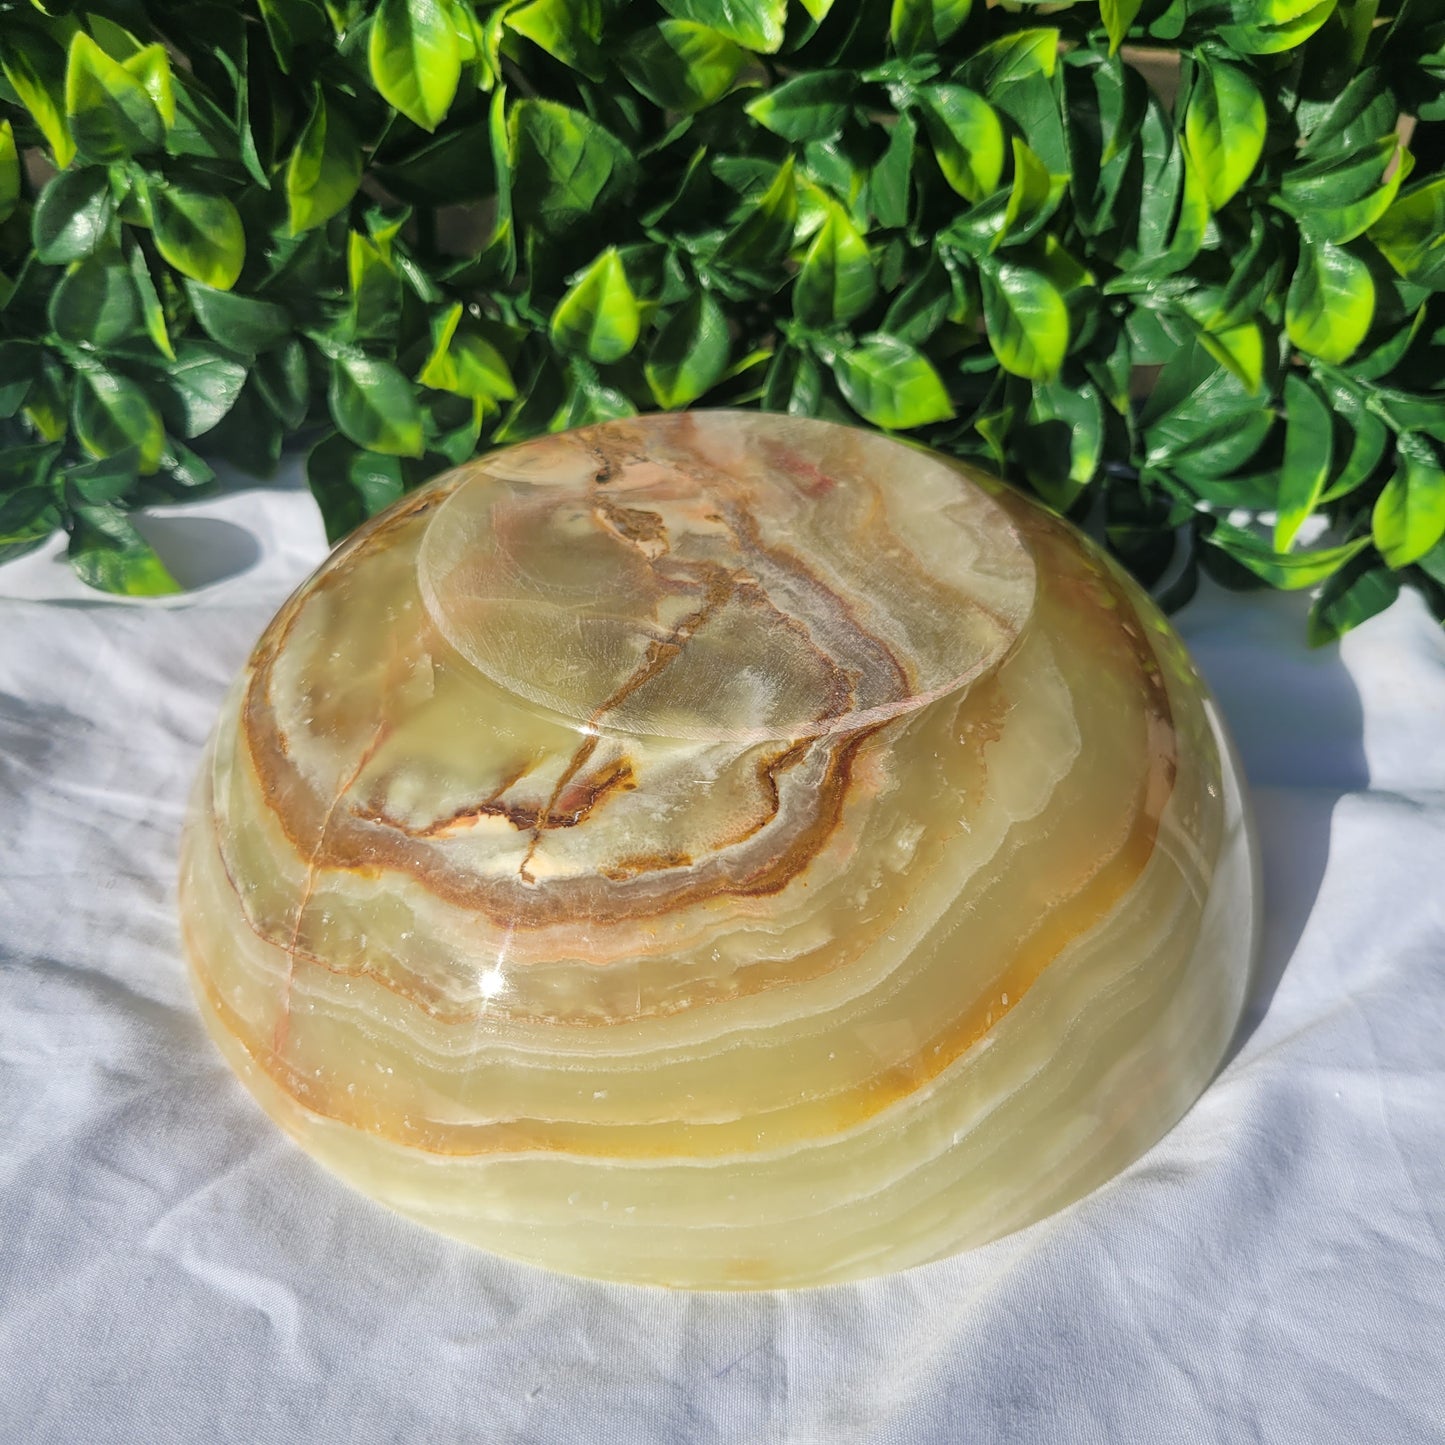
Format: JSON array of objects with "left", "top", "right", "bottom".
[{"left": 179, "top": 412, "right": 1257, "bottom": 1288}]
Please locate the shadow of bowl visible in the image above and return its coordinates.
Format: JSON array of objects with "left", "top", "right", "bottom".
[{"left": 1177, "top": 582, "right": 1367, "bottom": 1070}]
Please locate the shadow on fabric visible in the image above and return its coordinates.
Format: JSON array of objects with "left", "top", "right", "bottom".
[
  {"left": 1177, "top": 585, "right": 1367, "bottom": 1072},
  {"left": 132, "top": 516, "right": 263, "bottom": 591}
]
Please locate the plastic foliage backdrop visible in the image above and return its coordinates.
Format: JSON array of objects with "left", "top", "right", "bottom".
[{"left": 1, "top": 0, "right": 1444, "bottom": 642}]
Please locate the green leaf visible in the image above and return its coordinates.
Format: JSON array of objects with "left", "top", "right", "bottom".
[
  {"left": 363, "top": 203, "right": 410, "bottom": 265},
  {"left": 20, "top": 357, "right": 68, "bottom": 442},
  {"left": 1182, "top": 58, "right": 1265, "bottom": 211},
  {"left": 1162, "top": 147, "right": 1211, "bottom": 271},
  {"left": 1210, "top": 523, "right": 1369, "bottom": 590},
  {"left": 513, "top": 369, "right": 575, "bottom": 436},
  {"left": 1320, "top": 409, "right": 1387, "bottom": 502},
  {"left": 1101, "top": 0, "right": 1144, "bottom": 53},
  {"left": 1283, "top": 135, "right": 1407, "bottom": 245},
  {"left": 997, "top": 138, "right": 1062, "bottom": 250},
  {"left": 1283, "top": 134, "right": 1398, "bottom": 212},
  {"left": 762, "top": 346, "right": 824, "bottom": 416},
  {"left": 1373, "top": 441, "right": 1445, "bottom": 567},
  {"left": 258, "top": 0, "right": 332, "bottom": 73},
  {"left": 972, "top": 391, "right": 1017, "bottom": 470},
  {"left": 0, "top": 441, "right": 62, "bottom": 500},
  {"left": 1202, "top": 213, "right": 1284, "bottom": 330},
  {"left": 832, "top": 335, "right": 954, "bottom": 429},
  {"left": 1061, "top": 56, "right": 1142, "bottom": 237},
  {"left": 656, "top": 0, "right": 787, "bottom": 54},
  {"left": 1286, "top": 237, "right": 1375, "bottom": 364},
  {"left": 0, "top": 343, "right": 36, "bottom": 419},
  {"left": 1152, "top": 404, "right": 1276, "bottom": 476},
  {"left": 160, "top": 340, "right": 248, "bottom": 437},
  {"left": 80, "top": 13, "right": 145, "bottom": 57},
  {"left": 476, "top": 84, "right": 516, "bottom": 281},
  {"left": 418, "top": 303, "right": 517, "bottom": 404},
  {"left": 1194, "top": 318, "right": 1265, "bottom": 394},
  {"left": 747, "top": 72, "right": 856, "bottom": 144},
  {"left": 508, "top": 99, "right": 637, "bottom": 237},
  {"left": 456, "top": 0, "right": 498, "bottom": 84},
  {"left": 1418, "top": 541, "right": 1445, "bottom": 591},
  {"left": 254, "top": 338, "right": 312, "bottom": 430},
  {"left": 120, "top": 44, "right": 176, "bottom": 130},
  {"left": 421, "top": 387, "right": 482, "bottom": 465},
  {"left": 163, "top": 73, "right": 243, "bottom": 167},
  {"left": 286, "top": 89, "right": 362, "bottom": 234},
  {"left": 48, "top": 255, "right": 141, "bottom": 347},
  {"left": 345, "top": 231, "right": 401, "bottom": 343},
  {"left": 794, "top": 199, "right": 877, "bottom": 327},
  {"left": 1, "top": 33, "right": 76, "bottom": 168},
  {"left": 153, "top": 436, "right": 231, "bottom": 507},
  {"left": 184, "top": 280, "right": 290, "bottom": 355},
  {"left": 1067, "top": 61, "right": 1148, "bottom": 242},
  {"left": 882, "top": 253, "right": 953, "bottom": 345},
  {"left": 156, "top": 424, "right": 221, "bottom": 499},
  {"left": 0, "top": 495, "right": 60, "bottom": 564},
  {"left": 1138, "top": 336, "right": 1240, "bottom": 431},
  {"left": 126, "top": 244, "right": 175, "bottom": 361},
  {"left": 718, "top": 155, "right": 797, "bottom": 266},
  {"left": 369, "top": 0, "right": 461, "bottom": 131},
  {"left": 72, "top": 367, "right": 165, "bottom": 473},
  {"left": 919, "top": 85, "right": 1006, "bottom": 204},
  {"left": 550, "top": 248, "right": 641, "bottom": 365},
  {"left": 1125, "top": 91, "right": 1179, "bottom": 265},
  {"left": 64, "top": 450, "right": 141, "bottom": 505},
  {"left": 1308, "top": 553, "right": 1400, "bottom": 645},
  {"left": 1300, "top": 68, "right": 1397, "bottom": 159},
  {"left": 1331, "top": 0, "right": 1377, "bottom": 68},
  {"left": 618, "top": 21, "right": 744, "bottom": 114},
  {"left": 1369, "top": 174, "right": 1445, "bottom": 283},
  {"left": 31, "top": 165, "right": 113, "bottom": 264},
  {"left": 890, "top": 0, "right": 972, "bottom": 57},
  {"left": 646, "top": 289, "right": 730, "bottom": 408},
  {"left": 307, "top": 431, "right": 409, "bottom": 544},
  {"left": 0, "top": 120, "right": 19, "bottom": 226},
  {"left": 64, "top": 31, "right": 163, "bottom": 161},
  {"left": 979, "top": 257, "right": 1069, "bottom": 381},
  {"left": 939, "top": 193, "right": 1010, "bottom": 257},
  {"left": 158, "top": 438, "right": 218, "bottom": 496},
  {"left": 1363, "top": 385, "right": 1445, "bottom": 440},
  {"left": 960, "top": 28, "right": 1059, "bottom": 90},
  {"left": 204, "top": 379, "right": 284, "bottom": 477},
  {"left": 1084, "top": 322, "right": 1133, "bottom": 416},
  {"left": 551, "top": 361, "right": 638, "bottom": 430},
  {"left": 1017, "top": 375, "right": 1105, "bottom": 510},
  {"left": 1313, "top": 179, "right": 1409, "bottom": 250},
  {"left": 328, "top": 353, "right": 424, "bottom": 457},
  {"left": 1275, "top": 374, "right": 1334, "bottom": 551},
  {"left": 505, "top": 0, "right": 604, "bottom": 79},
  {"left": 1255, "top": 0, "right": 1333, "bottom": 24},
  {"left": 862, "top": 111, "right": 914, "bottom": 230},
  {"left": 151, "top": 181, "right": 246, "bottom": 291},
  {"left": 1222, "top": 0, "right": 1336, "bottom": 54},
  {"left": 67, "top": 503, "right": 180, "bottom": 597}
]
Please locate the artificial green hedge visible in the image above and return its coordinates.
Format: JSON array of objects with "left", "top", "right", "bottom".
[{"left": 2, "top": 0, "right": 1445, "bottom": 640}]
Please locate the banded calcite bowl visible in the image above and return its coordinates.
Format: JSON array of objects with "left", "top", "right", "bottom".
[{"left": 179, "top": 411, "right": 1258, "bottom": 1289}]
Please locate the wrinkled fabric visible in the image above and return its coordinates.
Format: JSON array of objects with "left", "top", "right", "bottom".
[{"left": 2, "top": 473, "right": 1442, "bottom": 1445}]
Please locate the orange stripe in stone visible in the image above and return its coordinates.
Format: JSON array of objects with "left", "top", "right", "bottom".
[{"left": 190, "top": 484, "right": 1186, "bottom": 1159}]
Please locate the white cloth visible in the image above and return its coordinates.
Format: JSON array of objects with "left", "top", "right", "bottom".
[{"left": 2, "top": 469, "right": 1442, "bottom": 1445}]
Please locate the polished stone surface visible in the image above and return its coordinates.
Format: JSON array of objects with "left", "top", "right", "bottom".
[{"left": 178, "top": 412, "right": 1257, "bottom": 1288}]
